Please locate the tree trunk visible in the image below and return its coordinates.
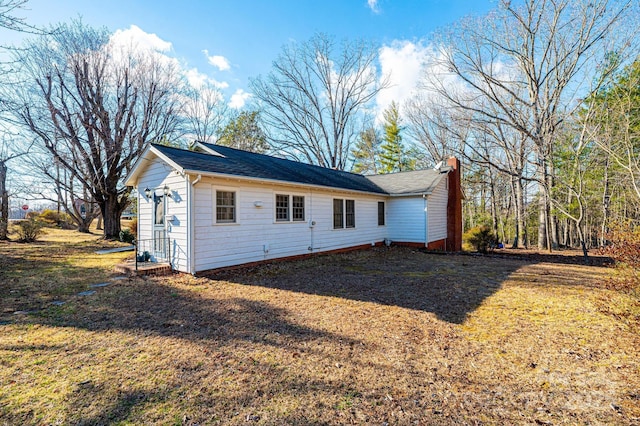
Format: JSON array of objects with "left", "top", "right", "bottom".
[
  {"left": 101, "top": 195, "right": 124, "bottom": 240},
  {"left": 601, "top": 157, "right": 610, "bottom": 246},
  {"left": 576, "top": 214, "right": 589, "bottom": 265},
  {"left": 77, "top": 219, "right": 91, "bottom": 233},
  {"left": 512, "top": 175, "right": 527, "bottom": 248},
  {"left": 0, "top": 161, "right": 8, "bottom": 240},
  {"left": 538, "top": 188, "right": 547, "bottom": 250},
  {"left": 489, "top": 167, "right": 499, "bottom": 242}
]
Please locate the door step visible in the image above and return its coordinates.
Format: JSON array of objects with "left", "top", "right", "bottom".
[{"left": 114, "top": 260, "right": 172, "bottom": 276}]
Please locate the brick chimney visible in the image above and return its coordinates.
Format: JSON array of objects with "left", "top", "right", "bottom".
[{"left": 446, "top": 157, "right": 462, "bottom": 251}]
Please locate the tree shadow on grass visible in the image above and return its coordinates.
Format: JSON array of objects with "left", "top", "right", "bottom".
[
  {"left": 67, "top": 382, "right": 154, "bottom": 426},
  {"left": 205, "top": 247, "right": 533, "bottom": 324},
  {"left": 32, "top": 276, "right": 362, "bottom": 352}
]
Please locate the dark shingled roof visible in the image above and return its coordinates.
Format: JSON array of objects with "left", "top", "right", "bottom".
[
  {"left": 152, "top": 143, "right": 388, "bottom": 194},
  {"left": 366, "top": 169, "right": 447, "bottom": 195}
]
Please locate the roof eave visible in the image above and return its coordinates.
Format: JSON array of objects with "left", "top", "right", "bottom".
[
  {"left": 387, "top": 191, "right": 431, "bottom": 197},
  {"left": 124, "top": 144, "right": 186, "bottom": 187},
  {"left": 182, "top": 168, "right": 387, "bottom": 196}
]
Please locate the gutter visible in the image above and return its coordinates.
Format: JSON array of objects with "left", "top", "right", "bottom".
[
  {"left": 423, "top": 194, "right": 429, "bottom": 248},
  {"left": 188, "top": 174, "right": 202, "bottom": 274}
]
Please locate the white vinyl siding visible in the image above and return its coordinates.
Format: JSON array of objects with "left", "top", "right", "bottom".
[
  {"left": 386, "top": 196, "right": 426, "bottom": 243},
  {"left": 193, "top": 177, "right": 386, "bottom": 272},
  {"left": 427, "top": 177, "right": 449, "bottom": 242}
]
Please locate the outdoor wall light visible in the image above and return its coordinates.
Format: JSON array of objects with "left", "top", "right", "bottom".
[
  {"left": 163, "top": 185, "right": 172, "bottom": 197},
  {"left": 144, "top": 187, "right": 152, "bottom": 199},
  {"left": 253, "top": 201, "right": 263, "bottom": 207}
]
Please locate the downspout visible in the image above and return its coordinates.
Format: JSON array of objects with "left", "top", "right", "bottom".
[
  {"left": 188, "top": 174, "right": 202, "bottom": 274},
  {"left": 423, "top": 194, "right": 429, "bottom": 248}
]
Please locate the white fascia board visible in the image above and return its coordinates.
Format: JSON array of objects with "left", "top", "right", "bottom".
[
  {"left": 386, "top": 191, "right": 430, "bottom": 197},
  {"left": 124, "top": 144, "right": 153, "bottom": 186},
  {"left": 124, "top": 145, "right": 186, "bottom": 187}
]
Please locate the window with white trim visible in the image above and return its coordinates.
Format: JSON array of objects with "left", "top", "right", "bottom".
[
  {"left": 275, "top": 194, "right": 289, "bottom": 221},
  {"left": 333, "top": 199, "right": 344, "bottom": 229},
  {"left": 292, "top": 195, "right": 305, "bottom": 221},
  {"left": 378, "top": 201, "right": 385, "bottom": 226},
  {"left": 275, "top": 194, "right": 305, "bottom": 222},
  {"left": 333, "top": 198, "right": 355, "bottom": 229},
  {"left": 345, "top": 199, "right": 355, "bottom": 228},
  {"left": 216, "top": 191, "right": 236, "bottom": 223}
]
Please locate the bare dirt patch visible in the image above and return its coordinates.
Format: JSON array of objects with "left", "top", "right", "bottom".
[{"left": 1, "top": 236, "right": 638, "bottom": 425}]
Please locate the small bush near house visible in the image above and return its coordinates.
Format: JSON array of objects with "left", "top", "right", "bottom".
[
  {"left": 464, "top": 225, "right": 495, "bottom": 254},
  {"left": 119, "top": 228, "right": 135, "bottom": 244},
  {"left": 15, "top": 217, "right": 47, "bottom": 242}
]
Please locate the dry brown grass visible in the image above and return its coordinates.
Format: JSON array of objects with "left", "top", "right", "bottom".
[{"left": 1, "top": 230, "right": 638, "bottom": 425}]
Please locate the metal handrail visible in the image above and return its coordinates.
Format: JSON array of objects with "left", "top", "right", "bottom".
[{"left": 134, "top": 237, "right": 171, "bottom": 271}]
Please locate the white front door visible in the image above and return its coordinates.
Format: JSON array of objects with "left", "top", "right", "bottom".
[{"left": 153, "top": 193, "right": 167, "bottom": 260}]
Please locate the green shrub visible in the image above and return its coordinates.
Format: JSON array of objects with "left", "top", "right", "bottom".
[
  {"left": 463, "top": 225, "right": 495, "bottom": 254},
  {"left": 16, "top": 218, "right": 47, "bottom": 242},
  {"left": 119, "top": 228, "right": 135, "bottom": 244}
]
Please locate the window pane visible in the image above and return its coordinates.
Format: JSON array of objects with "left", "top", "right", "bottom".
[
  {"left": 378, "top": 201, "right": 385, "bottom": 226},
  {"left": 154, "top": 194, "right": 164, "bottom": 225},
  {"left": 292, "top": 196, "right": 305, "bottom": 221},
  {"left": 216, "top": 191, "right": 235, "bottom": 223},
  {"left": 333, "top": 199, "right": 343, "bottom": 229},
  {"left": 346, "top": 199, "right": 355, "bottom": 228},
  {"left": 276, "top": 194, "right": 289, "bottom": 221}
]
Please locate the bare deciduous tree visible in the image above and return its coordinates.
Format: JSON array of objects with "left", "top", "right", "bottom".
[
  {"left": 426, "top": 0, "right": 637, "bottom": 249},
  {"left": 9, "top": 20, "right": 182, "bottom": 239},
  {"left": 0, "top": 135, "right": 30, "bottom": 239},
  {"left": 250, "top": 33, "right": 388, "bottom": 170},
  {"left": 182, "top": 82, "right": 228, "bottom": 145}
]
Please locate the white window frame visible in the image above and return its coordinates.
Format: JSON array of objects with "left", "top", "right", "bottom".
[
  {"left": 333, "top": 198, "right": 355, "bottom": 229},
  {"left": 378, "top": 201, "right": 385, "bottom": 226},
  {"left": 274, "top": 193, "right": 305, "bottom": 223},
  {"left": 215, "top": 189, "right": 237, "bottom": 224}
]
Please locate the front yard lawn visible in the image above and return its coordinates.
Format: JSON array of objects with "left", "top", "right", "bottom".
[{"left": 1, "top": 229, "right": 638, "bottom": 425}]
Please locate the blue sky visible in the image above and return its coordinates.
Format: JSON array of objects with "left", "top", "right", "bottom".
[{"left": 4, "top": 0, "right": 497, "bottom": 112}]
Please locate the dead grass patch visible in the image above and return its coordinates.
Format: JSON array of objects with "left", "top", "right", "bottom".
[{"left": 1, "top": 232, "right": 638, "bottom": 425}]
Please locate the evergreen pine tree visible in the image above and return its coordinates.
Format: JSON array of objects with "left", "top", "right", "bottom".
[{"left": 380, "top": 101, "right": 404, "bottom": 173}]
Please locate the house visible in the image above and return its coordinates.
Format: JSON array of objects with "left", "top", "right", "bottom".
[{"left": 124, "top": 142, "right": 462, "bottom": 274}]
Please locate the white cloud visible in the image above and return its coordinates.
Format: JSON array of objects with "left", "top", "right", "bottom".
[
  {"left": 376, "top": 40, "right": 433, "bottom": 120},
  {"left": 229, "top": 89, "right": 251, "bottom": 109},
  {"left": 184, "top": 67, "right": 229, "bottom": 90},
  {"left": 105, "top": 25, "right": 180, "bottom": 73},
  {"left": 367, "top": 0, "right": 380, "bottom": 13},
  {"left": 110, "top": 25, "right": 172, "bottom": 53},
  {"left": 203, "top": 49, "right": 231, "bottom": 71},
  {"left": 184, "top": 68, "right": 208, "bottom": 89}
]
